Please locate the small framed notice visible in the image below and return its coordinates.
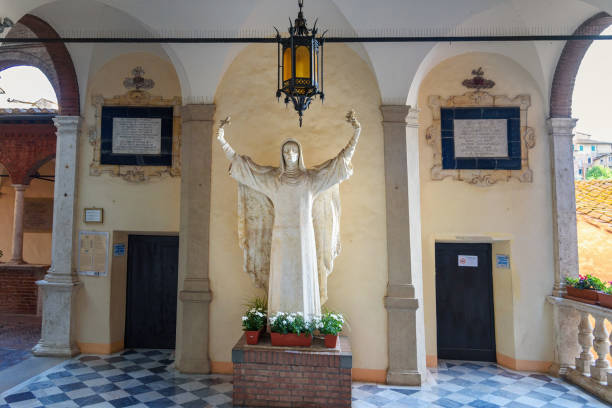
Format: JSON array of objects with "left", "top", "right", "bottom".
[
  {"left": 458, "top": 255, "right": 478, "bottom": 267},
  {"left": 84, "top": 208, "right": 104, "bottom": 223},
  {"left": 78, "top": 231, "right": 109, "bottom": 277},
  {"left": 496, "top": 254, "right": 510, "bottom": 269}
]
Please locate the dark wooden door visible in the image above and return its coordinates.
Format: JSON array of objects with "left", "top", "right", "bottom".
[
  {"left": 435, "top": 242, "right": 496, "bottom": 361},
  {"left": 125, "top": 235, "right": 179, "bottom": 349}
]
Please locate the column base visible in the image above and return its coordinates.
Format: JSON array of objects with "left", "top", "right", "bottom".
[
  {"left": 32, "top": 341, "right": 80, "bottom": 357},
  {"left": 175, "top": 357, "right": 211, "bottom": 374},
  {"left": 175, "top": 289, "right": 212, "bottom": 374},
  {"left": 34, "top": 280, "right": 82, "bottom": 358},
  {"left": 386, "top": 369, "right": 423, "bottom": 386}
]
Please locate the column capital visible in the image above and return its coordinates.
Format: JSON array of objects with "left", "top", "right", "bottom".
[
  {"left": 53, "top": 115, "right": 81, "bottom": 133},
  {"left": 11, "top": 184, "right": 27, "bottom": 192},
  {"left": 546, "top": 117, "right": 578, "bottom": 137},
  {"left": 380, "top": 105, "right": 418, "bottom": 125},
  {"left": 182, "top": 104, "right": 216, "bottom": 122}
]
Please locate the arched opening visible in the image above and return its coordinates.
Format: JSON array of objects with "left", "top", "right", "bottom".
[{"left": 0, "top": 13, "right": 79, "bottom": 373}]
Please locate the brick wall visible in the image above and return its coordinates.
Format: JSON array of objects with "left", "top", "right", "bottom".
[
  {"left": 0, "top": 265, "right": 47, "bottom": 314},
  {"left": 233, "top": 335, "right": 352, "bottom": 407}
]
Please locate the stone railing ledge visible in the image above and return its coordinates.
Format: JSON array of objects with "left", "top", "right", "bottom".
[{"left": 547, "top": 295, "right": 612, "bottom": 318}]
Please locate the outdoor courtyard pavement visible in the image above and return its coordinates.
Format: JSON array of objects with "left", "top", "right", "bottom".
[
  {"left": 0, "top": 313, "right": 41, "bottom": 372},
  {"left": 0, "top": 349, "right": 608, "bottom": 408}
]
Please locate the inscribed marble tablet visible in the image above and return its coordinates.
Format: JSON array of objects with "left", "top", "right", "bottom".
[
  {"left": 454, "top": 119, "right": 508, "bottom": 158},
  {"left": 112, "top": 117, "right": 162, "bottom": 155}
]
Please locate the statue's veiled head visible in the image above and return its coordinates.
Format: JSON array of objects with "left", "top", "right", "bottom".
[{"left": 279, "top": 138, "right": 306, "bottom": 173}]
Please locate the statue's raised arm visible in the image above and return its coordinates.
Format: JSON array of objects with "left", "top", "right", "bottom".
[
  {"left": 216, "top": 116, "right": 235, "bottom": 160},
  {"left": 342, "top": 110, "right": 361, "bottom": 161}
]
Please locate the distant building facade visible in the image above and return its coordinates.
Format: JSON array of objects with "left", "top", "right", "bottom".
[{"left": 573, "top": 131, "right": 612, "bottom": 179}]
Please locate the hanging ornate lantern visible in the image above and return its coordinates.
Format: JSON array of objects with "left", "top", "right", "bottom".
[{"left": 276, "top": 0, "right": 325, "bottom": 127}]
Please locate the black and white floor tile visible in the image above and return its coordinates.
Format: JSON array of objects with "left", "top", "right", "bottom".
[{"left": 0, "top": 350, "right": 608, "bottom": 407}]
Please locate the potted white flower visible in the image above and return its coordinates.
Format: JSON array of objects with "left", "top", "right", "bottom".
[
  {"left": 242, "top": 307, "right": 267, "bottom": 345},
  {"left": 316, "top": 311, "right": 345, "bottom": 348},
  {"left": 269, "top": 312, "right": 315, "bottom": 347}
]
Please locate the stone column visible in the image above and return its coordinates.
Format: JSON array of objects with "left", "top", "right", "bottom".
[
  {"left": 33, "top": 116, "right": 82, "bottom": 357},
  {"left": 381, "top": 105, "right": 427, "bottom": 385},
  {"left": 9, "top": 184, "right": 27, "bottom": 264},
  {"left": 546, "top": 118, "right": 579, "bottom": 297},
  {"left": 174, "top": 104, "right": 214, "bottom": 373}
]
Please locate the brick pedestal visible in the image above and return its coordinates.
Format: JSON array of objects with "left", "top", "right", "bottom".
[
  {"left": 232, "top": 334, "right": 352, "bottom": 407},
  {"left": 0, "top": 264, "right": 48, "bottom": 314}
]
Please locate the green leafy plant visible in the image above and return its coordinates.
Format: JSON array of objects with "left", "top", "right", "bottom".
[
  {"left": 315, "top": 311, "right": 345, "bottom": 336},
  {"left": 243, "top": 296, "right": 267, "bottom": 312},
  {"left": 585, "top": 165, "right": 612, "bottom": 180},
  {"left": 604, "top": 285, "right": 612, "bottom": 295},
  {"left": 565, "top": 274, "right": 606, "bottom": 291},
  {"left": 269, "top": 312, "right": 315, "bottom": 335},
  {"left": 241, "top": 307, "right": 266, "bottom": 331}
]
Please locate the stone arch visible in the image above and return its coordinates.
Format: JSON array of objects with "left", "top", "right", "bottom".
[
  {"left": 550, "top": 12, "right": 612, "bottom": 118},
  {"left": 3, "top": 14, "right": 80, "bottom": 115}
]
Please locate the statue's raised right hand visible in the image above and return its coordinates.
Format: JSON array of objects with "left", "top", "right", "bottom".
[{"left": 217, "top": 116, "right": 231, "bottom": 141}]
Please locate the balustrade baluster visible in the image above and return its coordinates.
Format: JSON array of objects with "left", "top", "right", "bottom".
[
  {"left": 589, "top": 315, "right": 610, "bottom": 382},
  {"left": 575, "top": 311, "right": 594, "bottom": 375},
  {"left": 608, "top": 319, "right": 612, "bottom": 386}
]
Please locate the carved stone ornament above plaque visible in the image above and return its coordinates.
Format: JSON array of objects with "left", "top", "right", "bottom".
[
  {"left": 90, "top": 90, "right": 181, "bottom": 182},
  {"left": 426, "top": 91, "right": 535, "bottom": 186}
]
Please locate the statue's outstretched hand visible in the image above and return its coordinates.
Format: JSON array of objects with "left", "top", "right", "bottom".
[
  {"left": 345, "top": 110, "right": 360, "bottom": 129},
  {"left": 217, "top": 115, "right": 231, "bottom": 141}
]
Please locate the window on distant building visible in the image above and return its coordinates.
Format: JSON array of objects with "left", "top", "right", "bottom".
[
  {"left": 591, "top": 146, "right": 596, "bottom": 151},
  {"left": 588, "top": 157, "right": 591, "bottom": 164},
  {"left": 578, "top": 169, "right": 582, "bottom": 175},
  {"left": 580, "top": 145, "right": 584, "bottom": 151}
]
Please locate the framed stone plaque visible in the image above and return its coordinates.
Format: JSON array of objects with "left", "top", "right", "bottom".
[
  {"left": 90, "top": 90, "right": 182, "bottom": 182},
  {"left": 100, "top": 106, "right": 173, "bottom": 166},
  {"left": 426, "top": 91, "right": 535, "bottom": 186},
  {"left": 24, "top": 198, "right": 53, "bottom": 232},
  {"left": 440, "top": 107, "right": 521, "bottom": 170}
]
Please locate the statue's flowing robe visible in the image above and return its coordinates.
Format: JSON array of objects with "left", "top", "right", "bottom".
[{"left": 229, "top": 140, "right": 353, "bottom": 317}]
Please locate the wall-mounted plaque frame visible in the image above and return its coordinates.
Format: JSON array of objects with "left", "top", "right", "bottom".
[
  {"left": 90, "top": 90, "right": 181, "bottom": 182},
  {"left": 426, "top": 91, "right": 535, "bottom": 186},
  {"left": 84, "top": 207, "right": 104, "bottom": 223}
]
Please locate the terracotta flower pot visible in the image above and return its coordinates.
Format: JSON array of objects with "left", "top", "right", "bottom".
[
  {"left": 270, "top": 332, "right": 312, "bottom": 347},
  {"left": 598, "top": 292, "right": 612, "bottom": 309},
  {"left": 245, "top": 329, "right": 263, "bottom": 345},
  {"left": 324, "top": 334, "right": 338, "bottom": 348},
  {"left": 564, "top": 287, "right": 599, "bottom": 304}
]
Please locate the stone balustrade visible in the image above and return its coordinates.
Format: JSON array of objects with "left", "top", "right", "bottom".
[{"left": 547, "top": 296, "right": 612, "bottom": 403}]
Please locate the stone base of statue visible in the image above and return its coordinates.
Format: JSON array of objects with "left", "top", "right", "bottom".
[{"left": 232, "top": 333, "right": 352, "bottom": 407}]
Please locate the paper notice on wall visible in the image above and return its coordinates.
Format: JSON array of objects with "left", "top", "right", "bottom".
[
  {"left": 458, "top": 255, "right": 478, "bottom": 267},
  {"left": 78, "top": 231, "right": 109, "bottom": 277}
]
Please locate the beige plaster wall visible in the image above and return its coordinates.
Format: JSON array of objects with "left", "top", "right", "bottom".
[
  {"left": 210, "top": 43, "right": 388, "bottom": 371},
  {"left": 0, "top": 160, "right": 54, "bottom": 264},
  {"left": 75, "top": 52, "right": 181, "bottom": 346},
  {"left": 418, "top": 53, "right": 555, "bottom": 365}
]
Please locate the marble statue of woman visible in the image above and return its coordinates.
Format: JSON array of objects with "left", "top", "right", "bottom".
[{"left": 216, "top": 111, "right": 361, "bottom": 317}]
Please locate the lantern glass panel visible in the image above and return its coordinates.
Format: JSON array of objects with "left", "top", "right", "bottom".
[
  {"left": 283, "top": 47, "right": 292, "bottom": 81},
  {"left": 295, "top": 45, "right": 310, "bottom": 79}
]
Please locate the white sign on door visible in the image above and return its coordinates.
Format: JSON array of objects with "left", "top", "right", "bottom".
[{"left": 458, "top": 255, "right": 478, "bottom": 267}]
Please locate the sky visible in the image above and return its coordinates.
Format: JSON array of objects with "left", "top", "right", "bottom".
[
  {"left": 0, "top": 31, "right": 610, "bottom": 138},
  {"left": 572, "top": 26, "right": 612, "bottom": 143},
  {"left": 0, "top": 66, "right": 57, "bottom": 109}
]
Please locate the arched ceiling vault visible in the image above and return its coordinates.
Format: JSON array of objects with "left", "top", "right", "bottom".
[{"left": 3, "top": 0, "right": 612, "bottom": 112}]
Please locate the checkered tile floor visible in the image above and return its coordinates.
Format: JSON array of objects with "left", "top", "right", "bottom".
[{"left": 0, "top": 350, "right": 607, "bottom": 407}]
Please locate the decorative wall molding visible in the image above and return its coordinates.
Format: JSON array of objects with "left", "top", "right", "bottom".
[
  {"left": 90, "top": 90, "right": 181, "bottom": 182},
  {"left": 426, "top": 91, "right": 535, "bottom": 186}
]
